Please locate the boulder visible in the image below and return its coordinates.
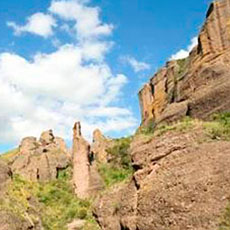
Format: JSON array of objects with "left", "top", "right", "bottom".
[{"left": 39, "top": 130, "right": 55, "bottom": 146}]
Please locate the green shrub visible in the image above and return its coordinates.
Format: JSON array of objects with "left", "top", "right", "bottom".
[
  {"left": 137, "top": 119, "right": 155, "bottom": 135},
  {"left": 155, "top": 116, "right": 195, "bottom": 136},
  {"left": 176, "top": 57, "right": 189, "bottom": 80},
  {"left": 204, "top": 112, "right": 230, "bottom": 140},
  {"left": 106, "top": 137, "right": 132, "bottom": 169},
  {"left": 0, "top": 168, "right": 99, "bottom": 230},
  {"left": 98, "top": 163, "right": 133, "bottom": 187},
  {"left": 98, "top": 137, "right": 133, "bottom": 188}
]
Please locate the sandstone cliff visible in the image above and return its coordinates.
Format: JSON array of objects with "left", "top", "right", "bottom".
[
  {"left": 139, "top": 0, "right": 230, "bottom": 126},
  {"left": 94, "top": 1, "right": 230, "bottom": 229},
  {"left": 94, "top": 119, "right": 230, "bottom": 230},
  {"left": 1, "top": 0, "right": 230, "bottom": 229}
]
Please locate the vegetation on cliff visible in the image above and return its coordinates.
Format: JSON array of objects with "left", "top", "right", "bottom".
[
  {"left": 98, "top": 137, "right": 133, "bottom": 188},
  {"left": 0, "top": 167, "right": 99, "bottom": 230}
]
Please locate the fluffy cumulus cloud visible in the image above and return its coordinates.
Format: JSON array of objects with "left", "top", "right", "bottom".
[
  {"left": 170, "top": 37, "right": 198, "bottom": 60},
  {"left": 1, "top": 0, "right": 137, "bottom": 145},
  {"left": 121, "top": 56, "right": 150, "bottom": 73},
  {"left": 49, "top": 0, "right": 113, "bottom": 40},
  {"left": 7, "top": 13, "right": 57, "bottom": 38}
]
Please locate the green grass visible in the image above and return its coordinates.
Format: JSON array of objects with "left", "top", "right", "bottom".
[
  {"left": 0, "top": 148, "right": 19, "bottom": 163},
  {"left": 137, "top": 118, "right": 155, "bottom": 136},
  {"left": 155, "top": 116, "right": 196, "bottom": 136},
  {"left": 0, "top": 167, "right": 99, "bottom": 230},
  {"left": 98, "top": 137, "right": 133, "bottom": 188},
  {"left": 219, "top": 203, "right": 230, "bottom": 230},
  {"left": 98, "top": 163, "right": 133, "bottom": 188},
  {"left": 204, "top": 112, "right": 230, "bottom": 140},
  {"left": 136, "top": 112, "right": 230, "bottom": 141},
  {"left": 176, "top": 57, "right": 189, "bottom": 80}
]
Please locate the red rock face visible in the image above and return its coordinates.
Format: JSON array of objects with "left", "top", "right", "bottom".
[
  {"left": 139, "top": 0, "right": 230, "bottom": 125},
  {"left": 94, "top": 125, "right": 230, "bottom": 230},
  {"left": 72, "top": 122, "right": 91, "bottom": 199},
  {"left": 72, "top": 122, "right": 104, "bottom": 199}
]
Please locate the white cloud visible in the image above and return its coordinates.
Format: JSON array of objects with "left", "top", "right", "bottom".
[
  {"left": 0, "top": 0, "right": 140, "bottom": 146},
  {"left": 7, "top": 13, "right": 57, "bottom": 38},
  {"left": 170, "top": 37, "right": 198, "bottom": 60},
  {"left": 1, "top": 0, "right": 138, "bottom": 146},
  {"left": 0, "top": 44, "right": 137, "bottom": 144},
  {"left": 49, "top": 0, "right": 113, "bottom": 41},
  {"left": 121, "top": 56, "right": 151, "bottom": 73}
]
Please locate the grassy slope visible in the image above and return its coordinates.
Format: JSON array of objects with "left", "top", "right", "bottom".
[
  {"left": 0, "top": 167, "right": 99, "bottom": 230},
  {"left": 2, "top": 112, "right": 230, "bottom": 229},
  {"left": 98, "top": 137, "right": 134, "bottom": 188},
  {"left": 137, "top": 112, "right": 230, "bottom": 229},
  {"left": 0, "top": 148, "right": 19, "bottom": 163}
]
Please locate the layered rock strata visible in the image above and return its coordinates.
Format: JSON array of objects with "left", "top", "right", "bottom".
[
  {"left": 139, "top": 0, "right": 230, "bottom": 125},
  {"left": 94, "top": 126, "right": 230, "bottom": 230}
]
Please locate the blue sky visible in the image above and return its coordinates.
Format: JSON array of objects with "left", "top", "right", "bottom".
[{"left": 0, "top": 0, "right": 212, "bottom": 153}]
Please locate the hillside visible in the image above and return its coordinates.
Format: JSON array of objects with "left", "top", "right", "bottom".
[{"left": 1, "top": 0, "right": 230, "bottom": 229}]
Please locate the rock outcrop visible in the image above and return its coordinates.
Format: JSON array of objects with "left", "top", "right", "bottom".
[
  {"left": 94, "top": 1, "right": 230, "bottom": 229},
  {"left": 0, "top": 211, "right": 42, "bottom": 230},
  {"left": 94, "top": 125, "right": 230, "bottom": 230},
  {"left": 139, "top": 0, "right": 230, "bottom": 125},
  {"left": 91, "top": 129, "right": 113, "bottom": 163},
  {"left": 11, "top": 130, "right": 70, "bottom": 182},
  {"left": 0, "top": 160, "right": 11, "bottom": 192},
  {"left": 73, "top": 122, "right": 103, "bottom": 199}
]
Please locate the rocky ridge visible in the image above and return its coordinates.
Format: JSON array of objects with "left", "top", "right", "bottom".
[
  {"left": 0, "top": 0, "right": 230, "bottom": 229},
  {"left": 93, "top": 0, "right": 230, "bottom": 229},
  {"left": 139, "top": 0, "right": 230, "bottom": 125}
]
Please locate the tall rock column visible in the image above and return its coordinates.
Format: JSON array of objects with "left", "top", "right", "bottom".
[{"left": 72, "top": 122, "right": 91, "bottom": 199}]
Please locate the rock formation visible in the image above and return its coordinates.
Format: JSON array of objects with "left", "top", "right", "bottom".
[
  {"left": 11, "top": 130, "right": 70, "bottom": 182},
  {"left": 94, "top": 1, "right": 230, "bottom": 229},
  {"left": 94, "top": 125, "right": 230, "bottom": 230},
  {"left": 72, "top": 122, "right": 103, "bottom": 199},
  {"left": 91, "top": 129, "right": 113, "bottom": 163},
  {"left": 0, "top": 160, "right": 11, "bottom": 192},
  {"left": 72, "top": 122, "right": 91, "bottom": 198},
  {"left": 139, "top": 0, "right": 230, "bottom": 125}
]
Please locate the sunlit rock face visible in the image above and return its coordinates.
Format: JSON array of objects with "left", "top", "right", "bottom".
[
  {"left": 11, "top": 130, "right": 70, "bottom": 182},
  {"left": 91, "top": 129, "right": 114, "bottom": 163},
  {"left": 72, "top": 122, "right": 103, "bottom": 199},
  {"left": 139, "top": 0, "right": 230, "bottom": 126}
]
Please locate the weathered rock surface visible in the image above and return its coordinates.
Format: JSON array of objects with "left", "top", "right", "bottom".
[
  {"left": 0, "top": 211, "right": 42, "bottom": 230},
  {"left": 91, "top": 129, "right": 114, "bottom": 163},
  {"left": 67, "top": 219, "right": 86, "bottom": 230},
  {"left": 94, "top": 126, "right": 230, "bottom": 230},
  {"left": 94, "top": 181, "right": 137, "bottom": 230},
  {"left": 11, "top": 130, "right": 70, "bottom": 182},
  {"left": 73, "top": 122, "right": 103, "bottom": 199},
  {"left": 139, "top": 0, "right": 230, "bottom": 125},
  {"left": 0, "top": 160, "right": 11, "bottom": 191}
]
